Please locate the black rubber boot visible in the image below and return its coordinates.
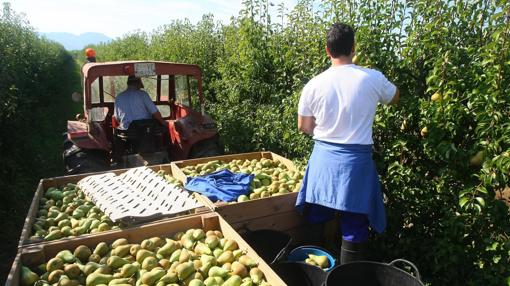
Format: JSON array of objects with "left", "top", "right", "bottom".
[{"left": 340, "top": 239, "right": 367, "bottom": 264}]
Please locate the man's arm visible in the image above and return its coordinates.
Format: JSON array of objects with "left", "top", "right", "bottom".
[
  {"left": 298, "top": 115, "right": 316, "bottom": 135},
  {"left": 152, "top": 111, "right": 168, "bottom": 127},
  {"left": 376, "top": 71, "right": 400, "bottom": 105},
  {"left": 389, "top": 87, "right": 400, "bottom": 105},
  {"left": 141, "top": 91, "right": 167, "bottom": 127}
]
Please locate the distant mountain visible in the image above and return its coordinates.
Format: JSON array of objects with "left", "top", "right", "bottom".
[{"left": 40, "top": 32, "right": 112, "bottom": 51}]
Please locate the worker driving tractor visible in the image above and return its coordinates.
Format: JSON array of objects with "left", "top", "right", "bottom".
[
  {"left": 112, "top": 75, "right": 169, "bottom": 163},
  {"left": 296, "top": 23, "right": 400, "bottom": 264},
  {"left": 113, "top": 75, "right": 167, "bottom": 130}
]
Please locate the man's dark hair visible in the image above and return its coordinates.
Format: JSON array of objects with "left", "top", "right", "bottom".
[{"left": 327, "top": 23, "right": 355, "bottom": 58}]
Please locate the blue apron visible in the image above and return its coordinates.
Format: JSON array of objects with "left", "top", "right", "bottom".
[{"left": 296, "top": 140, "right": 386, "bottom": 233}]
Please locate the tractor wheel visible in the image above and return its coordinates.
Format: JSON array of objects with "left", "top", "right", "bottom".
[
  {"left": 63, "top": 136, "right": 110, "bottom": 174},
  {"left": 189, "top": 135, "right": 224, "bottom": 159}
]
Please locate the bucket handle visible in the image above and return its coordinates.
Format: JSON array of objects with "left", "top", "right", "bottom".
[{"left": 389, "top": 259, "right": 421, "bottom": 281}]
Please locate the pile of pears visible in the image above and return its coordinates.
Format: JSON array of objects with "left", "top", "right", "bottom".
[
  {"left": 31, "top": 184, "right": 122, "bottom": 241},
  {"left": 179, "top": 158, "right": 304, "bottom": 202},
  {"left": 156, "top": 171, "right": 184, "bottom": 188},
  {"left": 21, "top": 229, "right": 271, "bottom": 286},
  {"left": 304, "top": 254, "right": 329, "bottom": 270}
]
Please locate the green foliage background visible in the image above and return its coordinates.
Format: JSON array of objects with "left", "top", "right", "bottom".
[
  {"left": 0, "top": 3, "right": 81, "bottom": 282},
  {"left": 89, "top": 1, "right": 510, "bottom": 284},
  {"left": 1, "top": 0, "right": 510, "bottom": 285}
]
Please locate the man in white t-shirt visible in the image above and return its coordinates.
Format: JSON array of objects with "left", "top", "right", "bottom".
[{"left": 295, "top": 23, "right": 399, "bottom": 264}]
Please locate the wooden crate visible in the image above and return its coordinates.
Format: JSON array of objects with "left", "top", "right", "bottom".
[
  {"left": 170, "top": 152, "right": 309, "bottom": 243},
  {"left": 170, "top": 151, "right": 297, "bottom": 183},
  {"left": 7, "top": 213, "right": 286, "bottom": 286},
  {"left": 18, "top": 165, "right": 209, "bottom": 248},
  {"left": 170, "top": 151, "right": 300, "bottom": 214}
]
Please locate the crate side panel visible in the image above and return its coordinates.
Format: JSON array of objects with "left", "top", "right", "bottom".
[{"left": 217, "top": 192, "right": 298, "bottom": 223}]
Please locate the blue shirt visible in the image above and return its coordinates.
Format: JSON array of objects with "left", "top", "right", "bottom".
[{"left": 114, "top": 87, "right": 158, "bottom": 130}]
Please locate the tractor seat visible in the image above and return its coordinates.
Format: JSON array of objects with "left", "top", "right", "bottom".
[{"left": 114, "top": 119, "right": 166, "bottom": 156}]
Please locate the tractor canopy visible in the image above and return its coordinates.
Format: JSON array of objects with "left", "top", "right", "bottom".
[{"left": 81, "top": 61, "right": 204, "bottom": 113}]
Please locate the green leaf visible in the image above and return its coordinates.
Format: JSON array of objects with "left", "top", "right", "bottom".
[
  {"left": 459, "top": 197, "right": 469, "bottom": 208},
  {"left": 475, "top": 197, "right": 485, "bottom": 207},
  {"left": 477, "top": 187, "right": 488, "bottom": 194},
  {"left": 491, "top": 30, "right": 502, "bottom": 41}
]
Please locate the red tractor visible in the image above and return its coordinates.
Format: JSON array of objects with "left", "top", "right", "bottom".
[{"left": 63, "top": 49, "right": 222, "bottom": 174}]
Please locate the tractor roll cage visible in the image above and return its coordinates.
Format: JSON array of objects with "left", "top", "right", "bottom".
[{"left": 81, "top": 61, "right": 204, "bottom": 110}]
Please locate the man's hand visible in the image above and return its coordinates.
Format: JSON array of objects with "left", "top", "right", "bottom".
[{"left": 298, "top": 115, "right": 316, "bottom": 135}]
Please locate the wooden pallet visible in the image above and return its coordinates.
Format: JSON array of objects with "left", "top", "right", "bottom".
[{"left": 7, "top": 213, "right": 286, "bottom": 286}]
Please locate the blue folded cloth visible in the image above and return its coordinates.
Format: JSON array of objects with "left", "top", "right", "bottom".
[
  {"left": 296, "top": 140, "right": 386, "bottom": 233},
  {"left": 185, "top": 169, "right": 254, "bottom": 202}
]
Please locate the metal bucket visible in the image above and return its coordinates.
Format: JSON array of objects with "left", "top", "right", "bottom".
[{"left": 325, "top": 259, "right": 424, "bottom": 286}]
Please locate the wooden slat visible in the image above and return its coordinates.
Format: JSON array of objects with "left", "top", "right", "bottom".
[
  {"left": 217, "top": 192, "right": 298, "bottom": 223},
  {"left": 271, "top": 152, "right": 296, "bottom": 171},
  {"left": 174, "top": 152, "right": 275, "bottom": 168},
  {"left": 17, "top": 181, "right": 44, "bottom": 249},
  {"left": 194, "top": 193, "right": 218, "bottom": 211},
  {"left": 5, "top": 249, "right": 21, "bottom": 286},
  {"left": 170, "top": 161, "right": 187, "bottom": 183}
]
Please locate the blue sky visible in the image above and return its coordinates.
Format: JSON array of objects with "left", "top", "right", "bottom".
[{"left": 9, "top": 0, "right": 298, "bottom": 38}]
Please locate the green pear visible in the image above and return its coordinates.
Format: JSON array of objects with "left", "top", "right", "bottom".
[{"left": 20, "top": 266, "right": 39, "bottom": 286}]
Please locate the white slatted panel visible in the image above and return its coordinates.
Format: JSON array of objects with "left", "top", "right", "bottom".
[{"left": 77, "top": 167, "right": 202, "bottom": 223}]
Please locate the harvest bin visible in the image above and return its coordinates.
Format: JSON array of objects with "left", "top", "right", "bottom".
[
  {"left": 7, "top": 213, "right": 286, "bottom": 286},
  {"left": 171, "top": 152, "right": 312, "bottom": 245},
  {"left": 18, "top": 164, "right": 209, "bottom": 248}
]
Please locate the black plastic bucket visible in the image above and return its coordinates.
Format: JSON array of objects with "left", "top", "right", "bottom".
[
  {"left": 325, "top": 259, "right": 424, "bottom": 286},
  {"left": 272, "top": 261, "right": 328, "bottom": 286},
  {"left": 241, "top": 229, "right": 292, "bottom": 265}
]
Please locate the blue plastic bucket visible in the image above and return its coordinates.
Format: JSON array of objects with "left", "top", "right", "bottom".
[{"left": 287, "top": 245, "right": 336, "bottom": 271}]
